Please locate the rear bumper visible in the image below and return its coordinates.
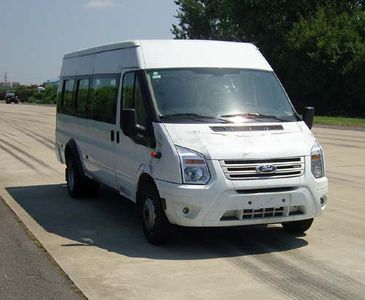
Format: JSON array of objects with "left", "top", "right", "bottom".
[{"left": 156, "top": 159, "right": 328, "bottom": 227}]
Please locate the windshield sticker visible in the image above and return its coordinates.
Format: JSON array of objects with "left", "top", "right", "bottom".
[{"left": 152, "top": 71, "right": 161, "bottom": 79}]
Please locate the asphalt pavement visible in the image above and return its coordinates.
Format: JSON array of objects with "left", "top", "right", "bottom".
[{"left": 0, "top": 195, "right": 84, "bottom": 300}]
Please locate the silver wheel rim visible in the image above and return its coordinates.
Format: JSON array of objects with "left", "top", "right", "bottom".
[
  {"left": 143, "top": 198, "right": 156, "bottom": 231},
  {"left": 68, "top": 163, "right": 75, "bottom": 191}
]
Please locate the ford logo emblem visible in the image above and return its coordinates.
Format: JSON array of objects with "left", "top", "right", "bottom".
[{"left": 256, "top": 164, "right": 277, "bottom": 173}]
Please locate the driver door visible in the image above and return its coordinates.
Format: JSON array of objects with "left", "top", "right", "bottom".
[{"left": 114, "top": 71, "right": 154, "bottom": 200}]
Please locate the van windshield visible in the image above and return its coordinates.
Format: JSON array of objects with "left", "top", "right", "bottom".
[{"left": 147, "top": 68, "right": 298, "bottom": 123}]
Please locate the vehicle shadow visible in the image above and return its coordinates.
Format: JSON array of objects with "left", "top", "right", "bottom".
[{"left": 6, "top": 184, "right": 308, "bottom": 260}]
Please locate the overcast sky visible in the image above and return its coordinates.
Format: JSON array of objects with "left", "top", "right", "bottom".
[{"left": 0, "top": 0, "right": 177, "bottom": 84}]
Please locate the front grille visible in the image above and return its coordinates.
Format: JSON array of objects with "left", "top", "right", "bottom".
[
  {"left": 236, "top": 187, "right": 298, "bottom": 194},
  {"left": 210, "top": 125, "right": 283, "bottom": 132},
  {"left": 220, "top": 206, "right": 304, "bottom": 221},
  {"left": 220, "top": 157, "right": 304, "bottom": 180},
  {"left": 243, "top": 207, "right": 284, "bottom": 219}
]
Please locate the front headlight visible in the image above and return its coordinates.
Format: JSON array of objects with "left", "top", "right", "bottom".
[
  {"left": 311, "top": 141, "right": 325, "bottom": 179},
  {"left": 176, "top": 146, "right": 211, "bottom": 185}
]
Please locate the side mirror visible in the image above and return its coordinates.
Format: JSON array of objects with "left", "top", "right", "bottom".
[
  {"left": 303, "top": 106, "right": 315, "bottom": 129},
  {"left": 121, "top": 108, "right": 137, "bottom": 137}
]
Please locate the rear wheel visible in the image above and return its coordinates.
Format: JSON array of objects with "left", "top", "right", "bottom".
[
  {"left": 282, "top": 218, "right": 314, "bottom": 234},
  {"left": 66, "top": 154, "right": 84, "bottom": 198},
  {"left": 66, "top": 154, "right": 99, "bottom": 198},
  {"left": 140, "top": 183, "right": 170, "bottom": 245}
]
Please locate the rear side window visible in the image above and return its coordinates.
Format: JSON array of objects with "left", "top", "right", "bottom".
[
  {"left": 75, "top": 79, "right": 89, "bottom": 118},
  {"left": 56, "top": 87, "right": 63, "bottom": 113},
  {"left": 90, "top": 76, "right": 119, "bottom": 124},
  {"left": 62, "top": 79, "right": 75, "bottom": 114}
]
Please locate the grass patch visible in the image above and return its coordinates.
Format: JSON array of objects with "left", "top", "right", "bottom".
[{"left": 314, "top": 116, "right": 365, "bottom": 127}]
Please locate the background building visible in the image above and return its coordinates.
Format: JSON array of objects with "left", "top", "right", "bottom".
[{"left": 0, "top": 81, "right": 21, "bottom": 88}]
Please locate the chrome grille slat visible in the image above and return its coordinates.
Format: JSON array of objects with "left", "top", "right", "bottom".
[
  {"left": 224, "top": 168, "right": 302, "bottom": 175},
  {"left": 220, "top": 157, "right": 305, "bottom": 180},
  {"left": 223, "top": 161, "right": 302, "bottom": 168}
]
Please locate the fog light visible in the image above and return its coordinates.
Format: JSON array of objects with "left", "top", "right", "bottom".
[{"left": 182, "top": 207, "right": 190, "bottom": 215}]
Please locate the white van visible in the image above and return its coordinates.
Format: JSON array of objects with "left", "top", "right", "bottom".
[{"left": 55, "top": 40, "right": 328, "bottom": 244}]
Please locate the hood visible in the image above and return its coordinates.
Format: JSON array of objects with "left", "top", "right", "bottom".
[{"left": 162, "top": 121, "right": 315, "bottom": 160}]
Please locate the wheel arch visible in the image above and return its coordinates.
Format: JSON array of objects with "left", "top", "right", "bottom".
[
  {"left": 64, "top": 139, "right": 84, "bottom": 175},
  {"left": 136, "top": 173, "right": 159, "bottom": 209}
]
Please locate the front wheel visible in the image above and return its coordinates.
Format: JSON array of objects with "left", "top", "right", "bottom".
[
  {"left": 282, "top": 218, "right": 314, "bottom": 234},
  {"left": 140, "top": 184, "right": 170, "bottom": 245}
]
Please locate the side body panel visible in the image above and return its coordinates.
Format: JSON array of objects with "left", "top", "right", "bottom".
[
  {"left": 82, "top": 50, "right": 123, "bottom": 188},
  {"left": 56, "top": 47, "right": 143, "bottom": 191},
  {"left": 114, "top": 122, "right": 181, "bottom": 201}
]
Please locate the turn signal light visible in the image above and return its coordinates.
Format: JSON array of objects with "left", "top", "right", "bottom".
[{"left": 150, "top": 151, "right": 161, "bottom": 159}]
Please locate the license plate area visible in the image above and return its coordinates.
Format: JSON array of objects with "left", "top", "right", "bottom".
[
  {"left": 243, "top": 194, "right": 291, "bottom": 219},
  {"left": 244, "top": 194, "right": 292, "bottom": 209},
  {"left": 220, "top": 194, "right": 298, "bottom": 221}
]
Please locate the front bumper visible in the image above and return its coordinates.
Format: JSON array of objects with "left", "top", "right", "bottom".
[{"left": 156, "top": 159, "right": 328, "bottom": 227}]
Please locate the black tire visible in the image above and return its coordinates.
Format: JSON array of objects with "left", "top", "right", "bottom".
[
  {"left": 139, "top": 183, "right": 170, "bottom": 245},
  {"left": 66, "top": 154, "right": 99, "bottom": 198},
  {"left": 282, "top": 218, "right": 314, "bottom": 234},
  {"left": 66, "top": 154, "right": 84, "bottom": 198}
]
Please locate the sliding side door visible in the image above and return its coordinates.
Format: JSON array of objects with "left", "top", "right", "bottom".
[{"left": 85, "top": 74, "right": 120, "bottom": 189}]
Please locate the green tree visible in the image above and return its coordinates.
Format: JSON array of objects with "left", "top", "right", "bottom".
[
  {"left": 283, "top": 8, "right": 365, "bottom": 116},
  {"left": 28, "top": 85, "right": 57, "bottom": 104},
  {"left": 172, "top": 0, "right": 365, "bottom": 117},
  {"left": 172, "top": 1, "right": 361, "bottom": 60},
  {"left": 15, "top": 86, "right": 37, "bottom": 102}
]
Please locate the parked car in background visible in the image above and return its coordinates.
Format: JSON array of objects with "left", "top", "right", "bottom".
[{"left": 5, "top": 90, "right": 19, "bottom": 104}]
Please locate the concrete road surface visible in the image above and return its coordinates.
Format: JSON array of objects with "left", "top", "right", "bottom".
[{"left": 0, "top": 102, "right": 364, "bottom": 300}]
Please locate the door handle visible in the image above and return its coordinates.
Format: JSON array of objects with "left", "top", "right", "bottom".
[
  {"left": 111, "top": 130, "right": 115, "bottom": 142},
  {"left": 116, "top": 131, "right": 120, "bottom": 144}
]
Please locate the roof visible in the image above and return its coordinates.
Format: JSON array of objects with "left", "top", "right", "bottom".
[
  {"left": 63, "top": 40, "right": 273, "bottom": 71},
  {"left": 64, "top": 40, "right": 139, "bottom": 59}
]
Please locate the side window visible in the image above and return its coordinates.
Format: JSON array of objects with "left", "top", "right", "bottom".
[
  {"left": 90, "top": 76, "right": 119, "bottom": 124},
  {"left": 62, "top": 79, "right": 75, "bottom": 114},
  {"left": 134, "top": 79, "right": 147, "bottom": 127},
  {"left": 75, "top": 79, "right": 89, "bottom": 118},
  {"left": 56, "top": 85, "right": 62, "bottom": 113},
  {"left": 122, "top": 72, "right": 147, "bottom": 127},
  {"left": 122, "top": 73, "right": 134, "bottom": 109}
]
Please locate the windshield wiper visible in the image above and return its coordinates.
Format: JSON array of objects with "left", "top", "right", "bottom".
[
  {"left": 220, "top": 112, "right": 287, "bottom": 122},
  {"left": 161, "top": 113, "right": 230, "bottom": 123}
]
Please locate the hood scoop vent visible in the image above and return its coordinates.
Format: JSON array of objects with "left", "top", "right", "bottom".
[{"left": 210, "top": 125, "right": 283, "bottom": 132}]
